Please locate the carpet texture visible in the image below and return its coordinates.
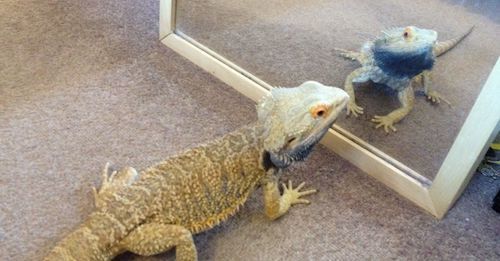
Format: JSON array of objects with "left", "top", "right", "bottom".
[
  {"left": 176, "top": 0, "right": 500, "bottom": 180},
  {"left": 1, "top": 1, "right": 499, "bottom": 260}
]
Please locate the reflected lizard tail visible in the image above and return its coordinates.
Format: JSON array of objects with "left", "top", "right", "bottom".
[{"left": 434, "top": 26, "right": 474, "bottom": 57}]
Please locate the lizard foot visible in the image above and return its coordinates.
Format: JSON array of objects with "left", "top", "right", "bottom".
[
  {"left": 93, "top": 162, "right": 139, "bottom": 208},
  {"left": 346, "top": 101, "right": 364, "bottom": 117},
  {"left": 281, "top": 180, "right": 317, "bottom": 205},
  {"left": 371, "top": 115, "right": 397, "bottom": 133},
  {"left": 426, "top": 90, "right": 451, "bottom": 106},
  {"left": 334, "top": 48, "right": 361, "bottom": 61}
]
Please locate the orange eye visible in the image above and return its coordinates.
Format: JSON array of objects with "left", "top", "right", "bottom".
[{"left": 311, "top": 104, "right": 329, "bottom": 119}]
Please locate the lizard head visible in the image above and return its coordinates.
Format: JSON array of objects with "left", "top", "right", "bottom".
[
  {"left": 371, "top": 26, "right": 437, "bottom": 78},
  {"left": 257, "top": 81, "right": 349, "bottom": 169}
]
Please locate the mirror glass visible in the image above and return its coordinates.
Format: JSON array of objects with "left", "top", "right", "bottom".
[{"left": 176, "top": 0, "right": 500, "bottom": 180}]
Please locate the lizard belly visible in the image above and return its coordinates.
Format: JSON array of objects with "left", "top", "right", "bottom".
[
  {"left": 355, "top": 56, "right": 414, "bottom": 94},
  {"left": 369, "top": 67, "right": 411, "bottom": 94}
]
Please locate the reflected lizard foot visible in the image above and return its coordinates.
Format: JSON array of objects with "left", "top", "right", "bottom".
[
  {"left": 346, "top": 102, "right": 364, "bottom": 117},
  {"left": 426, "top": 90, "right": 451, "bottom": 106},
  {"left": 371, "top": 115, "right": 398, "bottom": 133}
]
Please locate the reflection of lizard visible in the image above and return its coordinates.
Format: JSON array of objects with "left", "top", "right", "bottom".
[
  {"left": 336, "top": 26, "right": 473, "bottom": 132},
  {"left": 44, "top": 81, "right": 349, "bottom": 260}
]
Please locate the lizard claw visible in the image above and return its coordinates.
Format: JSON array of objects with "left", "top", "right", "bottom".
[
  {"left": 346, "top": 101, "right": 364, "bottom": 117},
  {"left": 371, "top": 115, "right": 397, "bottom": 133},
  {"left": 282, "top": 180, "right": 317, "bottom": 205}
]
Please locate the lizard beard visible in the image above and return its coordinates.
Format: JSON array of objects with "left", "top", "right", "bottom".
[
  {"left": 373, "top": 45, "right": 435, "bottom": 79},
  {"left": 268, "top": 126, "right": 328, "bottom": 169}
]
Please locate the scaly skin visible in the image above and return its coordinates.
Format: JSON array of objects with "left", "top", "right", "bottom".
[
  {"left": 44, "top": 81, "right": 349, "bottom": 261},
  {"left": 336, "top": 26, "right": 473, "bottom": 133}
]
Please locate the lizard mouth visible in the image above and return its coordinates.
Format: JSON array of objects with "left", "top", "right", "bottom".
[{"left": 270, "top": 119, "right": 336, "bottom": 169}]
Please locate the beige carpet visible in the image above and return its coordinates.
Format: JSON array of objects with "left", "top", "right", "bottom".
[
  {"left": 176, "top": 0, "right": 500, "bottom": 180},
  {"left": 1, "top": 1, "right": 499, "bottom": 260}
]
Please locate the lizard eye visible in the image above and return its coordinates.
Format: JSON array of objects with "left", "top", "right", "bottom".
[
  {"left": 310, "top": 104, "right": 329, "bottom": 119},
  {"left": 287, "top": 137, "right": 296, "bottom": 144},
  {"left": 403, "top": 27, "right": 412, "bottom": 39}
]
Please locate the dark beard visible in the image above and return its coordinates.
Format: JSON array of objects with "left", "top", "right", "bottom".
[{"left": 373, "top": 45, "right": 435, "bottom": 79}]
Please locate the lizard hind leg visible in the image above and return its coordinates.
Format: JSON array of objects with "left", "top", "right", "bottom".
[
  {"left": 93, "top": 162, "right": 140, "bottom": 208},
  {"left": 117, "top": 223, "right": 197, "bottom": 261}
]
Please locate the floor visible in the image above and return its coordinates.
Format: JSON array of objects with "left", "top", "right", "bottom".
[
  {"left": 1, "top": 1, "right": 499, "bottom": 260},
  {"left": 176, "top": 0, "right": 500, "bottom": 180}
]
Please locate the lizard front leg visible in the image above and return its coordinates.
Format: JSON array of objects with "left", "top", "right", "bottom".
[
  {"left": 371, "top": 85, "right": 415, "bottom": 133},
  {"left": 334, "top": 48, "right": 363, "bottom": 62},
  {"left": 262, "top": 175, "right": 317, "bottom": 220},
  {"left": 422, "top": 70, "right": 451, "bottom": 105},
  {"left": 344, "top": 67, "right": 366, "bottom": 117}
]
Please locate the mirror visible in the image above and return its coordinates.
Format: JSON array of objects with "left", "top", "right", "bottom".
[{"left": 160, "top": 0, "right": 500, "bottom": 217}]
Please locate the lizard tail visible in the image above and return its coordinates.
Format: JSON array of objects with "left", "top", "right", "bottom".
[
  {"left": 44, "top": 211, "right": 130, "bottom": 261},
  {"left": 334, "top": 48, "right": 363, "bottom": 62},
  {"left": 433, "top": 26, "right": 474, "bottom": 57}
]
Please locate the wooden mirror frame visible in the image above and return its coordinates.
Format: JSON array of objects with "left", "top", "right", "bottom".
[{"left": 159, "top": 0, "right": 500, "bottom": 218}]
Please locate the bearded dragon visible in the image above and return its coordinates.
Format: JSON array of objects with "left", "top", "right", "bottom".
[
  {"left": 44, "top": 81, "right": 349, "bottom": 261},
  {"left": 336, "top": 25, "right": 473, "bottom": 132}
]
